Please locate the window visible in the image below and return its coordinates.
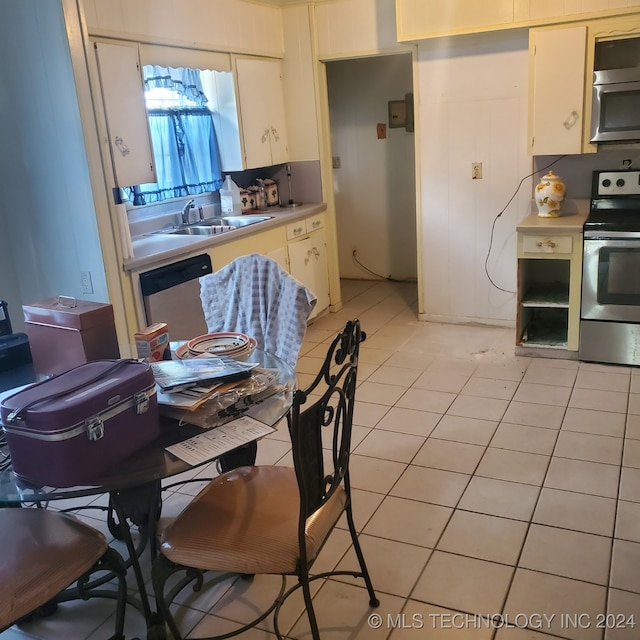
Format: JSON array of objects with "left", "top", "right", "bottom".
[{"left": 124, "top": 66, "right": 223, "bottom": 205}]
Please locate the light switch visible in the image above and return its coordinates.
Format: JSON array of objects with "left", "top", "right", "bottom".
[{"left": 377, "top": 123, "right": 387, "bottom": 139}]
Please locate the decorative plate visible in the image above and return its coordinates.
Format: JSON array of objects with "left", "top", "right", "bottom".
[
  {"left": 176, "top": 336, "right": 257, "bottom": 361},
  {"left": 186, "top": 332, "right": 252, "bottom": 357}
]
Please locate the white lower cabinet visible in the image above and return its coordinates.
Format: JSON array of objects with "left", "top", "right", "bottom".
[
  {"left": 288, "top": 229, "right": 329, "bottom": 320},
  {"left": 205, "top": 214, "right": 330, "bottom": 319},
  {"left": 516, "top": 230, "right": 583, "bottom": 352}
]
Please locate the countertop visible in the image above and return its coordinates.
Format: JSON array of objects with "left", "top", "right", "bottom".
[
  {"left": 125, "top": 203, "right": 326, "bottom": 272},
  {"left": 517, "top": 199, "right": 589, "bottom": 233}
]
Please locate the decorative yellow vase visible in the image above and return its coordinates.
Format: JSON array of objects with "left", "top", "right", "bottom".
[{"left": 535, "top": 171, "right": 566, "bottom": 217}]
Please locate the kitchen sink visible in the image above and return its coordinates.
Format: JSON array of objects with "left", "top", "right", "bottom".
[
  {"left": 151, "top": 215, "right": 273, "bottom": 236},
  {"left": 172, "top": 225, "right": 235, "bottom": 235},
  {"left": 199, "top": 215, "right": 273, "bottom": 227}
]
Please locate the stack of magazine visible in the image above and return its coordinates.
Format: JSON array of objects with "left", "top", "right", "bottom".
[
  {"left": 151, "top": 356, "right": 257, "bottom": 411},
  {"left": 151, "top": 356, "right": 285, "bottom": 428}
]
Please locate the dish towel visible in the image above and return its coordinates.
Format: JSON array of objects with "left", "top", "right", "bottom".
[{"left": 199, "top": 254, "right": 317, "bottom": 367}]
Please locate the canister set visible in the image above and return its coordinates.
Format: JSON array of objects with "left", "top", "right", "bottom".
[{"left": 240, "top": 179, "right": 279, "bottom": 212}]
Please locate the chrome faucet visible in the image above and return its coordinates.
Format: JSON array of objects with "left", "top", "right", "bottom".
[{"left": 181, "top": 199, "right": 195, "bottom": 224}]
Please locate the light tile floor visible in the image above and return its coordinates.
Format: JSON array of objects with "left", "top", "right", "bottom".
[{"left": 5, "top": 279, "right": 640, "bottom": 639}]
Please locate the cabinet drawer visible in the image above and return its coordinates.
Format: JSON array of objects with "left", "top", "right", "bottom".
[
  {"left": 286, "top": 220, "right": 308, "bottom": 241},
  {"left": 522, "top": 235, "right": 573, "bottom": 254},
  {"left": 306, "top": 214, "right": 324, "bottom": 234}
]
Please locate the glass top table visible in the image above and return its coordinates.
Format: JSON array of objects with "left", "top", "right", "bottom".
[{"left": 0, "top": 349, "right": 296, "bottom": 505}]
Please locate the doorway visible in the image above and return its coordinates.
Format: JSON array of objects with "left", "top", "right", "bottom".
[{"left": 325, "top": 54, "right": 416, "bottom": 282}]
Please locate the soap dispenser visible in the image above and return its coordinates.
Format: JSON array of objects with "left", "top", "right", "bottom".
[{"left": 219, "top": 175, "right": 242, "bottom": 215}]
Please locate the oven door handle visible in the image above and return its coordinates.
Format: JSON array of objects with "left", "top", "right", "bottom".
[{"left": 584, "top": 231, "right": 640, "bottom": 240}]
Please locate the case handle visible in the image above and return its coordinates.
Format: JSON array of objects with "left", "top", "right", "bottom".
[
  {"left": 56, "top": 295, "right": 78, "bottom": 308},
  {"left": 5, "top": 359, "right": 141, "bottom": 424}
]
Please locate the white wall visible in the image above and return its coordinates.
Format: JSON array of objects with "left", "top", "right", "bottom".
[
  {"left": 327, "top": 55, "right": 417, "bottom": 280},
  {"left": 0, "top": 0, "right": 108, "bottom": 333},
  {"left": 418, "top": 30, "right": 531, "bottom": 325}
]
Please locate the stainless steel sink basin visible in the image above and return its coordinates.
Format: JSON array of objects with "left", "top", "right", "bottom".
[
  {"left": 198, "top": 215, "right": 273, "bottom": 228},
  {"left": 151, "top": 215, "right": 273, "bottom": 236},
  {"left": 171, "top": 225, "right": 235, "bottom": 236}
]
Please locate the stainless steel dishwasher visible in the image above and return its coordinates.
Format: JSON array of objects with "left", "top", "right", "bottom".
[{"left": 139, "top": 254, "right": 213, "bottom": 341}]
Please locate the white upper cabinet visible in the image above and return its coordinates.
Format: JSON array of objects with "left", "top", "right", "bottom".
[
  {"left": 528, "top": 26, "right": 587, "bottom": 156},
  {"left": 235, "top": 57, "right": 289, "bottom": 169},
  {"left": 93, "top": 41, "right": 155, "bottom": 187}
]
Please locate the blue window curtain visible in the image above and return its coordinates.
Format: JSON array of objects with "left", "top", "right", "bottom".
[
  {"left": 127, "top": 67, "right": 223, "bottom": 205},
  {"left": 144, "top": 66, "right": 208, "bottom": 106}
]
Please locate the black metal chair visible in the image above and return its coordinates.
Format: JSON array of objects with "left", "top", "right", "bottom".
[
  {"left": 0, "top": 507, "right": 129, "bottom": 639},
  {"left": 149, "top": 319, "right": 379, "bottom": 639}
]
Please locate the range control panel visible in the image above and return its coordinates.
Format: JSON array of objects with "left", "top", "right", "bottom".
[{"left": 595, "top": 170, "right": 640, "bottom": 197}]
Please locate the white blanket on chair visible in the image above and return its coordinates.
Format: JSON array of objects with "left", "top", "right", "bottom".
[{"left": 199, "top": 254, "right": 317, "bottom": 367}]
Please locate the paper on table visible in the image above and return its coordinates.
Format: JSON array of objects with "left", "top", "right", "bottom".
[{"left": 165, "top": 415, "right": 276, "bottom": 466}]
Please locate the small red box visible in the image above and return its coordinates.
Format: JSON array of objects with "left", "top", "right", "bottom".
[
  {"left": 23, "top": 296, "right": 120, "bottom": 376},
  {"left": 135, "top": 323, "right": 170, "bottom": 362}
]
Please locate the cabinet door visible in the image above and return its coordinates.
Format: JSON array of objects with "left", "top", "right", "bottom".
[
  {"left": 236, "top": 57, "right": 289, "bottom": 169},
  {"left": 263, "top": 59, "right": 289, "bottom": 166},
  {"left": 288, "top": 231, "right": 329, "bottom": 319},
  {"left": 94, "top": 42, "right": 155, "bottom": 187},
  {"left": 529, "top": 27, "right": 586, "bottom": 156}
]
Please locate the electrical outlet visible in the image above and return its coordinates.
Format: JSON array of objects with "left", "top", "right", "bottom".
[
  {"left": 332, "top": 156, "right": 341, "bottom": 169},
  {"left": 80, "top": 270, "right": 93, "bottom": 294},
  {"left": 472, "top": 162, "right": 483, "bottom": 179}
]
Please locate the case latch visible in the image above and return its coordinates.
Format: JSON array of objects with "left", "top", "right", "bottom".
[
  {"left": 86, "top": 417, "right": 104, "bottom": 441},
  {"left": 134, "top": 391, "right": 150, "bottom": 415}
]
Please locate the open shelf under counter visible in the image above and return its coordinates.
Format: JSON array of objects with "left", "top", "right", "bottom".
[{"left": 516, "top": 201, "right": 588, "bottom": 356}]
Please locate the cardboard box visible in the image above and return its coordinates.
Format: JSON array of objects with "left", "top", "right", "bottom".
[
  {"left": 135, "top": 322, "right": 170, "bottom": 362},
  {"left": 23, "top": 296, "right": 120, "bottom": 376}
]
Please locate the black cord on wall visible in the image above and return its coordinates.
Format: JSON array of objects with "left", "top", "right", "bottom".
[
  {"left": 485, "top": 155, "right": 567, "bottom": 294},
  {"left": 351, "top": 250, "right": 417, "bottom": 283}
]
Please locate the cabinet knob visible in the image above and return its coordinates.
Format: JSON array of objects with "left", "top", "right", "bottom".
[
  {"left": 536, "top": 239, "right": 557, "bottom": 248},
  {"left": 304, "top": 247, "right": 320, "bottom": 265},
  {"left": 563, "top": 110, "right": 579, "bottom": 130},
  {"left": 114, "top": 136, "right": 130, "bottom": 157}
]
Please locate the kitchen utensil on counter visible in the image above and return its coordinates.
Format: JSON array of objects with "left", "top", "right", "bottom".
[
  {"left": 535, "top": 171, "right": 566, "bottom": 217},
  {"left": 263, "top": 179, "right": 279, "bottom": 206},
  {"left": 284, "top": 163, "right": 302, "bottom": 208},
  {"left": 255, "top": 180, "right": 267, "bottom": 210}
]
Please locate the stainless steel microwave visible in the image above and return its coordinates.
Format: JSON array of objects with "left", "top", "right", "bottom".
[{"left": 591, "top": 67, "right": 640, "bottom": 143}]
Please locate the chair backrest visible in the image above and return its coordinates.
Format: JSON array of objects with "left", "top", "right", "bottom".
[
  {"left": 288, "top": 319, "right": 365, "bottom": 520},
  {"left": 199, "top": 253, "right": 317, "bottom": 367}
]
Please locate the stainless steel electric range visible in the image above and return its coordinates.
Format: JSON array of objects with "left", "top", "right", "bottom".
[{"left": 580, "top": 169, "right": 640, "bottom": 366}]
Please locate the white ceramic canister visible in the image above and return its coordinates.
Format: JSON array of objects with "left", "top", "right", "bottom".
[
  {"left": 240, "top": 190, "right": 256, "bottom": 212},
  {"left": 535, "top": 171, "right": 566, "bottom": 218},
  {"left": 263, "top": 179, "right": 279, "bottom": 206}
]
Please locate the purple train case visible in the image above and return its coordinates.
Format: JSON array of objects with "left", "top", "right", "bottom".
[{"left": 0, "top": 359, "right": 158, "bottom": 488}]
